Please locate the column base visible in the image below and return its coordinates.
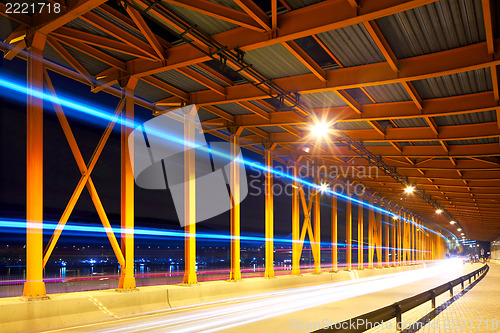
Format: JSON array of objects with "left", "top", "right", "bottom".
[
  {"left": 183, "top": 272, "right": 198, "bottom": 285},
  {"left": 22, "top": 281, "right": 47, "bottom": 300},
  {"left": 118, "top": 275, "right": 137, "bottom": 290}
]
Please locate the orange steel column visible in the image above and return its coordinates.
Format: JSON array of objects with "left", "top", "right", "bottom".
[
  {"left": 391, "top": 212, "right": 396, "bottom": 267},
  {"left": 331, "top": 191, "right": 338, "bottom": 272},
  {"left": 402, "top": 212, "right": 407, "bottom": 265},
  {"left": 118, "top": 77, "right": 138, "bottom": 290},
  {"left": 376, "top": 202, "right": 382, "bottom": 268},
  {"left": 411, "top": 216, "right": 415, "bottom": 263},
  {"left": 368, "top": 196, "right": 374, "bottom": 269},
  {"left": 357, "top": 199, "right": 363, "bottom": 270},
  {"left": 346, "top": 195, "right": 352, "bottom": 270},
  {"left": 183, "top": 107, "right": 197, "bottom": 284},
  {"left": 313, "top": 180, "right": 321, "bottom": 274},
  {"left": 230, "top": 135, "right": 241, "bottom": 281},
  {"left": 291, "top": 162, "right": 301, "bottom": 275},
  {"left": 264, "top": 150, "right": 274, "bottom": 278},
  {"left": 384, "top": 212, "right": 389, "bottom": 267},
  {"left": 23, "top": 32, "right": 47, "bottom": 299},
  {"left": 397, "top": 213, "right": 402, "bottom": 266}
]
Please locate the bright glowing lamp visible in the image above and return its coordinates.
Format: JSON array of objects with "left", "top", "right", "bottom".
[
  {"left": 311, "top": 121, "right": 330, "bottom": 138},
  {"left": 435, "top": 209, "right": 442, "bottom": 214},
  {"left": 404, "top": 186, "right": 415, "bottom": 194},
  {"left": 450, "top": 221, "right": 456, "bottom": 225}
]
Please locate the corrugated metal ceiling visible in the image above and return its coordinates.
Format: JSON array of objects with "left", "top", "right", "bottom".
[
  {"left": 153, "top": 70, "right": 208, "bottom": 93},
  {"left": 244, "top": 43, "right": 311, "bottom": 79},
  {"left": 135, "top": 79, "right": 173, "bottom": 102},
  {"left": 317, "top": 24, "right": 385, "bottom": 67},
  {"left": 376, "top": 0, "right": 485, "bottom": 59},
  {"left": 216, "top": 103, "right": 254, "bottom": 115},
  {"left": 412, "top": 68, "right": 492, "bottom": 99},
  {"left": 363, "top": 83, "right": 412, "bottom": 103},
  {"left": 62, "top": 44, "right": 109, "bottom": 76},
  {"left": 92, "top": 7, "right": 148, "bottom": 43},
  {"left": 393, "top": 117, "right": 430, "bottom": 128},
  {"left": 433, "top": 110, "right": 497, "bottom": 126},
  {"left": 301, "top": 91, "right": 347, "bottom": 109},
  {"left": 448, "top": 137, "right": 499, "bottom": 145}
]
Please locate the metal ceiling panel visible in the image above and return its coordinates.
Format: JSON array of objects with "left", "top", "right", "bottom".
[
  {"left": 244, "top": 43, "right": 311, "bottom": 79},
  {"left": 363, "top": 83, "right": 411, "bottom": 103},
  {"left": 448, "top": 137, "right": 499, "bottom": 145},
  {"left": 412, "top": 68, "right": 492, "bottom": 99},
  {"left": 433, "top": 110, "right": 497, "bottom": 126},
  {"left": 135, "top": 79, "right": 173, "bottom": 102},
  {"left": 163, "top": 3, "right": 238, "bottom": 35},
  {"left": 216, "top": 103, "right": 254, "bottom": 115},
  {"left": 301, "top": 91, "right": 347, "bottom": 109},
  {"left": 92, "top": 7, "right": 148, "bottom": 43},
  {"left": 153, "top": 70, "right": 208, "bottom": 93},
  {"left": 0, "top": 15, "right": 19, "bottom": 40},
  {"left": 317, "top": 24, "right": 385, "bottom": 67},
  {"left": 392, "top": 117, "right": 429, "bottom": 128},
  {"left": 337, "top": 121, "right": 373, "bottom": 130},
  {"left": 376, "top": 0, "right": 485, "bottom": 59},
  {"left": 187, "top": 65, "right": 229, "bottom": 87},
  {"left": 63, "top": 44, "right": 109, "bottom": 76}
]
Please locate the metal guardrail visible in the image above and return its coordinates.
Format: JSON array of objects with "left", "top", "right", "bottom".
[{"left": 315, "top": 264, "right": 489, "bottom": 332}]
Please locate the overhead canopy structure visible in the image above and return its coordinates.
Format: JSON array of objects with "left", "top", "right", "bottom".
[{"left": 1, "top": 0, "right": 499, "bottom": 243}]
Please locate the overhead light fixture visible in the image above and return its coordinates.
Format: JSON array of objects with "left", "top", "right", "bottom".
[
  {"left": 303, "top": 147, "right": 310, "bottom": 153},
  {"left": 435, "top": 209, "right": 443, "bottom": 214},
  {"left": 461, "top": 233, "right": 464, "bottom": 235},
  {"left": 311, "top": 121, "right": 330, "bottom": 138},
  {"left": 392, "top": 215, "right": 398, "bottom": 220},
  {"left": 457, "top": 228, "right": 462, "bottom": 232},
  {"left": 450, "top": 221, "right": 456, "bottom": 225},
  {"left": 404, "top": 186, "right": 415, "bottom": 194},
  {"left": 319, "top": 183, "right": 329, "bottom": 193}
]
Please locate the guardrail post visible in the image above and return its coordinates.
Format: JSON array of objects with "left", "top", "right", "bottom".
[
  {"left": 430, "top": 290, "right": 436, "bottom": 309},
  {"left": 395, "top": 303, "right": 402, "bottom": 331},
  {"left": 461, "top": 277, "right": 464, "bottom": 290},
  {"left": 469, "top": 275, "right": 472, "bottom": 284},
  {"left": 449, "top": 282, "right": 454, "bottom": 297}
]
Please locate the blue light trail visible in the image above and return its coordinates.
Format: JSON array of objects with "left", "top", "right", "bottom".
[{"left": 0, "top": 70, "right": 447, "bottom": 240}]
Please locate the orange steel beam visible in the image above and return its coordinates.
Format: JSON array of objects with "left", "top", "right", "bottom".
[
  {"left": 183, "top": 106, "right": 198, "bottom": 284},
  {"left": 52, "top": 27, "right": 157, "bottom": 60},
  {"left": 482, "top": 0, "right": 494, "bottom": 55},
  {"left": 272, "top": 0, "right": 277, "bottom": 30},
  {"left": 79, "top": 12, "right": 161, "bottom": 60},
  {"left": 234, "top": 0, "right": 271, "bottom": 31},
  {"left": 23, "top": 32, "right": 47, "bottom": 300},
  {"left": 229, "top": 134, "right": 242, "bottom": 281},
  {"left": 43, "top": 71, "right": 125, "bottom": 269},
  {"left": 189, "top": 40, "right": 500, "bottom": 105},
  {"left": 312, "top": 35, "right": 344, "bottom": 68},
  {"left": 283, "top": 41, "right": 327, "bottom": 82},
  {"left": 118, "top": 77, "right": 138, "bottom": 290},
  {"left": 46, "top": 37, "right": 92, "bottom": 85},
  {"left": 242, "top": 122, "right": 500, "bottom": 144},
  {"left": 126, "top": 7, "right": 165, "bottom": 59},
  {"left": 42, "top": 98, "right": 125, "bottom": 267},
  {"left": 35, "top": 0, "right": 108, "bottom": 34},
  {"left": 363, "top": 20, "right": 398, "bottom": 72},
  {"left": 331, "top": 190, "right": 338, "bottom": 272},
  {"left": 264, "top": 149, "right": 275, "bottom": 278},
  {"left": 358, "top": 199, "right": 363, "bottom": 270},
  {"left": 129, "top": 0, "right": 438, "bottom": 77},
  {"left": 346, "top": 195, "right": 352, "bottom": 270},
  {"left": 52, "top": 35, "right": 127, "bottom": 71},
  {"left": 161, "top": 0, "right": 266, "bottom": 31}
]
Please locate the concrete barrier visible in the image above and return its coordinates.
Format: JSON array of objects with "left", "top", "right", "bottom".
[{"left": 0, "top": 264, "right": 424, "bottom": 333}]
